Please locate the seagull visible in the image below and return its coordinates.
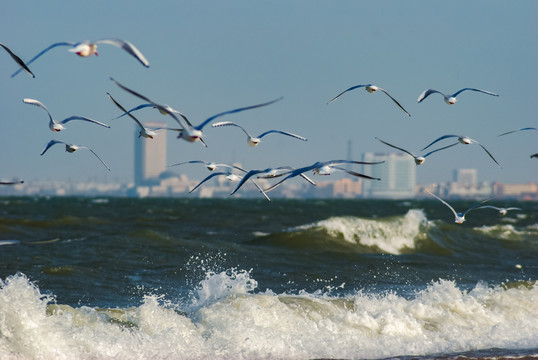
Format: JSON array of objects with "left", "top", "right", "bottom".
[
  {"left": 111, "top": 77, "right": 282, "bottom": 145},
  {"left": 107, "top": 93, "right": 181, "bottom": 139},
  {"left": 23, "top": 98, "right": 110, "bottom": 132},
  {"left": 11, "top": 38, "right": 149, "bottom": 77},
  {"left": 230, "top": 166, "right": 316, "bottom": 196},
  {"left": 113, "top": 103, "right": 184, "bottom": 119},
  {"left": 263, "top": 160, "right": 385, "bottom": 193},
  {"left": 427, "top": 191, "right": 490, "bottom": 224},
  {"left": 327, "top": 84, "right": 411, "bottom": 117},
  {"left": 0, "top": 179, "right": 24, "bottom": 185},
  {"left": 531, "top": 154, "right": 538, "bottom": 159},
  {"left": 417, "top": 88, "right": 499, "bottom": 105},
  {"left": 0, "top": 42, "right": 34, "bottom": 78},
  {"left": 475, "top": 205, "right": 522, "bottom": 216},
  {"left": 375, "top": 137, "right": 458, "bottom": 165},
  {"left": 211, "top": 121, "right": 307, "bottom": 147},
  {"left": 40, "top": 140, "right": 110, "bottom": 171},
  {"left": 169, "top": 160, "right": 245, "bottom": 172},
  {"left": 421, "top": 135, "right": 501, "bottom": 167},
  {"left": 497, "top": 127, "right": 537, "bottom": 137},
  {"left": 190, "top": 170, "right": 270, "bottom": 201}
]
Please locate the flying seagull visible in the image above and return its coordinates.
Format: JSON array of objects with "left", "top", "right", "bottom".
[
  {"left": 40, "top": 140, "right": 110, "bottom": 171},
  {"left": 263, "top": 160, "right": 385, "bottom": 193},
  {"left": 476, "top": 205, "right": 522, "bottom": 216},
  {"left": 375, "top": 137, "right": 458, "bottom": 165},
  {"left": 0, "top": 42, "right": 34, "bottom": 78},
  {"left": 190, "top": 170, "right": 270, "bottom": 201},
  {"left": 497, "top": 127, "right": 537, "bottom": 137},
  {"left": 230, "top": 166, "right": 317, "bottom": 196},
  {"left": 0, "top": 179, "right": 24, "bottom": 185},
  {"left": 107, "top": 93, "right": 180, "bottom": 139},
  {"left": 417, "top": 88, "right": 499, "bottom": 105},
  {"left": 427, "top": 191, "right": 490, "bottom": 224},
  {"left": 211, "top": 121, "right": 307, "bottom": 147},
  {"left": 327, "top": 84, "right": 411, "bottom": 117},
  {"left": 23, "top": 98, "right": 110, "bottom": 132},
  {"left": 169, "top": 160, "right": 245, "bottom": 172},
  {"left": 111, "top": 77, "right": 282, "bottom": 145},
  {"left": 421, "top": 135, "right": 501, "bottom": 167},
  {"left": 11, "top": 38, "right": 149, "bottom": 77}
]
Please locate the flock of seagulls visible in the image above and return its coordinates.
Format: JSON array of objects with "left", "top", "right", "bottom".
[{"left": 1, "top": 38, "right": 535, "bottom": 224}]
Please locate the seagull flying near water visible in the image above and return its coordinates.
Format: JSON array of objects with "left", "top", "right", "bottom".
[
  {"left": 211, "top": 121, "right": 307, "bottom": 147},
  {"left": 23, "top": 98, "right": 110, "bottom": 132},
  {"left": 169, "top": 160, "right": 245, "bottom": 172},
  {"left": 111, "top": 77, "right": 282, "bottom": 145},
  {"left": 1, "top": 42, "right": 34, "bottom": 78},
  {"left": 107, "top": 93, "right": 180, "bottom": 139},
  {"left": 11, "top": 38, "right": 149, "bottom": 77},
  {"left": 375, "top": 137, "right": 458, "bottom": 165},
  {"left": 497, "top": 127, "right": 537, "bottom": 137},
  {"left": 475, "top": 205, "right": 522, "bottom": 216},
  {"left": 421, "top": 135, "right": 501, "bottom": 167},
  {"left": 40, "top": 140, "right": 110, "bottom": 171},
  {"left": 328, "top": 84, "right": 411, "bottom": 117},
  {"left": 190, "top": 169, "right": 270, "bottom": 201},
  {"left": 427, "top": 191, "right": 490, "bottom": 224},
  {"left": 230, "top": 166, "right": 316, "bottom": 196},
  {"left": 263, "top": 160, "right": 385, "bottom": 193},
  {"left": 417, "top": 88, "right": 499, "bottom": 105}
]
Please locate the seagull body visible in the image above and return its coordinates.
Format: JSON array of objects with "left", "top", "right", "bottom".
[
  {"left": 264, "top": 160, "right": 385, "bottom": 192},
  {"left": 11, "top": 38, "right": 149, "bottom": 77},
  {"left": 476, "top": 205, "right": 522, "bottom": 216},
  {"left": 169, "top": 160, "right": 245, "bottom": 172},
  {"left": 107, "top": 93, "right": 180, "bottom": 139},
  {"left": 328, "top": 84, "right": 411, "bottom": 117},
  {"left": 0, "top": 42, "right": 34, "bottom": 78},
  {"left": 428, "top": 191, "right": 489, "bottom": 224},
  {"left": 211, "top": 121, "right": 307, "bottom": 147},
  {"left": 421, "top": 135, "right": 501, "bottom": 167},
  {"left": 230, "top": 166, "right": 316, "bottom": 196},
  {"left": 497, "top": 127, "right": 537, "bottom": 137},
  {"left": 111, "top": 78, "right": 282, "bottom": 145},
  {"left": 23, "top": 98, "right": 109, "bottom": 132},
  {"left": 417, "top": 88, "right": 499, "bottom": 105},
  {"left": 375, "top": 137, "right": 458, "bottom": 165},
  {"left": 40, "top": 140, "right": 110, "bottom": 171}
]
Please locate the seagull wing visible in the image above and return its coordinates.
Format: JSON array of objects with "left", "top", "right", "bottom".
[
  {"left": 330, "top": 166, "right": 381, "bottom": 180},
  {"left": 195, "top": 97, "right": 283, "bottom": 130},
  {"left": 451, "top": 88, "right": 499, "bottom": 98},
  {"left": 60, "top": 116, "right": 110, "bottom": 128},
  {"left": 327, "top": 84, "right": 369, "bottom": 104},
  {"left": 40, "top": 140, "right": 66, "bottom": 155},
  {"left": 421, "top": 135, "right": 459, "bottom": 151},
  {"left": 212, "top": 121, "right": 252, "bottom": 137},
  {"left": 230, "top": 169, "right": 265, "bottom": 195},
  {"left": 96, "top": 39, "right": 150, "bottom": 67},
  {"left": 462, "top": 198, "right": 491, "bottom": 217},
  {"left": 258, "top": 130, "right": 307, "bottom": 141},
  {"left": 107, "top": 93, "right": 145, "bottom": 131},
  {"left": 417, "top": 89, "right": 445, "bottom": 103},
  {"left": 376, "top": 87, "right": 411, "bottom": 117},
  {"left": 190, "top": 172, "right": 228, "bottom": 193},
  {"left": 497, "top": 127, "right": 537, "bottom": 137},
  {"left": 11, "top": 42, "right": 75, "bottom": 77},
  {"left": 428, "top": 191, "right": 459, "bottom": 219},
  {"left": 375, "top": 137, "right": 416, "bottom": 158},
  {"left": 423, "top": 142, "right": 459, "bottom": 158},
  {"left": 23, "top": 98, "right": 55, "bottom": 124},
  {"left": 113, "top": 103, "right": 155, "bottom": 119},
  {"left": 82, "top": 147, "right": 111, "bottom": 171},
  {"left": 476, "top": 143, "right": 501, "bottom": 167},
  {"left": 0, "top": 42, "right": 34, "bottom": 78}
]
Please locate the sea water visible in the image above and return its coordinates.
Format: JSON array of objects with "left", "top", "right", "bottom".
[{"left": 1, "top": 197, "right": 537, "bottom": 359}]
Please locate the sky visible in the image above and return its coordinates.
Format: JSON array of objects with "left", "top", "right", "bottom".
[{"left": 1, "top": 0, "right": 537, "bottom": 187}]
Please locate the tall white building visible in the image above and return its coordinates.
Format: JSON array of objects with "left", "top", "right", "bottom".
[
  {"left": 134, "top": 122, "right": 167, "bottom": 186},
  {"left": 361, "top": 152, "right": 416, "bottom": 198}
]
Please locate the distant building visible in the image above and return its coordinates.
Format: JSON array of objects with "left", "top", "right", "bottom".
[
  {"left": 453, "top": 168, "right": 478, "bottom": 187},
  {"left": 361, "top": 152, "right": 415, "bottom": 198},
  {"left": 134, "top": 122, "right": 167, "bottom": 186}
]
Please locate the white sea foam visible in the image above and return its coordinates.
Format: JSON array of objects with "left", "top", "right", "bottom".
[
  {"left": 293, "top": 209, "right": 430, "bottom": 254},
  {"left": 1, "top": 272, "right": 537, "bottom": 360},
  {"left": 474, "top": 223, "right": 538, "bottom": 241}
]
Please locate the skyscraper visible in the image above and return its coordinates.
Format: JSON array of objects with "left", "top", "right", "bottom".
[
  {"left": 134, "top": 122, "right": 167, "bottom": 186},
  {"left": 361, "top": 152, "right": 416, "bottom": 198}
]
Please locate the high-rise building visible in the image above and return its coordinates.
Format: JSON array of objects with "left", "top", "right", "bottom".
[
  {"left": 134, "top": 122, "right": 167, "bottom": 186},
  {"left": 361, "top": 152, "right": 416, "bottom": 198},
  {"left": 453, "top": 168, "right": 478, "bottom": 187}
]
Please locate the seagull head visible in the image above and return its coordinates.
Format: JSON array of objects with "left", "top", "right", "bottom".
[
  {"left": 365, "top": 85, "right": 378, "bottom": 93},
  {"left": 415, "top": 157, "right": 426, "bottom": 165},
  {"left": 446, "top": 97, "right": 457, "bottom": 105},
  {"left": 247, "top": 137, "right": 261, "bottom": 147}
]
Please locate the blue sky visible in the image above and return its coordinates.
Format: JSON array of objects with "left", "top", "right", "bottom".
[{"left": 1, "top": 1, "right": 537, "bottom": 186}]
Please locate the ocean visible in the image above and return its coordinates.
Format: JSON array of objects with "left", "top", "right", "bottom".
[{"left": 0, "top": 196, "right": 537, "bottom": 360}]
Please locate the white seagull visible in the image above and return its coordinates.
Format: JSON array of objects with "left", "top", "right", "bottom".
[
  {"left": 107, "top": 93, "right": 181, "bottom": 139},
  {"left": 230, "top": 166, "right": 316, "bottom": 196},
  {"left": 427, "top": 191, "right": 490, "bottom": 224},
  {"left": 23, "top": 98, "right": 110, "bottom": 132},
  {"left": 497, "top": 127, "right": 537, "bottom": 137},
  {"left": 11, "top": 38, "right": 149, "bottom": 77},
  {"left": 211, "top": 121, "right": 307, "bottom": 147},
  {"left": 1, "top": 42, "right": 34, "bottom": 78},
  {"left": 421, "top": 135, "right": 501, "bottom": 167},
  {"left": 328, "top": 84, "right": 411, "bottom": 117},
  {"left": 475, "top": 205, "right": 522, "bottom": 216},
  {"left": 375, "top": 137, "right": 458, "bottom": 165},
  {"left": 113, "top": 103, "right": 184, "bottom": 119},
  {"left": 111, "top": 77, "right": 282, "bottom": 145},
  {"left": 169, "top": 160, "right": 245, "bottom": 172},
  {"left": 417, "top": 88, "right": 499, "bottom": 105},
  {"left": 190, "top": 170, "right": 270, "bottom": 201},
  {"left": 264, "top": 160, "right": 385, "bottom": 193},
  {"left": 40, "top": 140, "right": 110, "bottom": 171}
]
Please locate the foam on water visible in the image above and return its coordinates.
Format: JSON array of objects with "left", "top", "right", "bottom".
[
  {"left": 292, "top": 209, "right": 430, "bottom": 254},
  {"left": 474, "top": 223, "right": 538, "bottom": 241},
  {"left": 1, "top": 272, "right": 538, "bottom": 360}
]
